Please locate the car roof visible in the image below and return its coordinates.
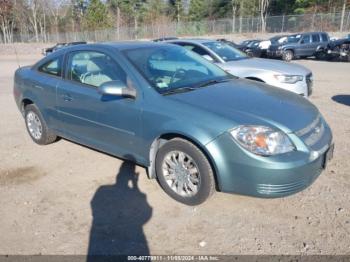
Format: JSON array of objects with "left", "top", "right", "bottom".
[
  {"left": 51, "top": 41, "right": 175, "bottom": 54},
  {"left": 293, "top": 32, "right": 328, "bottom": 36},
  {"left": 166, "top": 38, "right": 216, "bottom": 44},
  {"left": 39, "top": 41, "right": 178, "bottom": 63}
]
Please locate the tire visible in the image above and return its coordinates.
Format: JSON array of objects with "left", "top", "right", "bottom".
[
  {"left": 246, "top": 51, "right": 254, "bottom": 57},
  {"left": 24, "top": 104, "right": 57, "bottom": 145},
  {"left": 155, "top": 138, "right": 215, "bottom": 205},
  {"left": 282, "top": 50, "right": 293, "bottom": 62},
  {"left": 315, "top": 50, "right": 326, "bottom": 60}
]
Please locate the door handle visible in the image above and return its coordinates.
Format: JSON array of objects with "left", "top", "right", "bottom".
[{"left": 62, "top": 94, "right": 73, "bottom": 102}]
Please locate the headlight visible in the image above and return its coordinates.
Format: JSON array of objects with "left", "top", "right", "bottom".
[
  {"left": 230, "top": 125, "right": 295, "bottom": 156},
  {"left": 274, "top": 74, "right": 303, "bottom": 84},
  {"left": 278, "top": 46, "right": 282, "bottom": 50}
]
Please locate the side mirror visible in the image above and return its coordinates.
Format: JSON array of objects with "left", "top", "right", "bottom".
[
  {"left": 300, "top": 40, "right": 305, "bottom": 44},
  {"left": 98, "top": 80, "right": 136, "bottom": 99},
  {"left": 202, "top": 54, "right": 214, "bottom": 62}
]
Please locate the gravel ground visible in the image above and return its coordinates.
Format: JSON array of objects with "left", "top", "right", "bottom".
[{"left": 0, "top": 51, "right": 349, "bottom": 255}]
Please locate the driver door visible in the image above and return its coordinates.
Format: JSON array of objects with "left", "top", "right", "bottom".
[
  {"left": 298, "top": 34, "right": 312, "bottom": 56},
  {"left": 56, "top": 50, "right": 143, "bottom": 159}
]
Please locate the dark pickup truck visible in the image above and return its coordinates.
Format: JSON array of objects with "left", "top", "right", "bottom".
[{"left": 267, "top": 32, "right": 330, "bottom": 61}]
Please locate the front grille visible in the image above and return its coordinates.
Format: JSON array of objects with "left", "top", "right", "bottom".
[
  {"left": 295, "top": 114, "right": 325, "bottom": 149},
  {"left": 257, "top": 180, "right": 307, "bottom": 195},
  {"left": 268, "top": 45, "right": 279, "bottom": 51},
  {"left": 256, "top": 169, "right": 322, "bottom": 195},
  {"left": 306, "top": 73, "right": 313, "bottom": 96}
]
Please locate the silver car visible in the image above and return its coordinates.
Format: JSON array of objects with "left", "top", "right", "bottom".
[{"left": 168, "top": 39, "right": 313, "bottom": 97}]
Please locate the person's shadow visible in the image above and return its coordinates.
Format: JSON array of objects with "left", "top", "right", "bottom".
[{"left": 87, "top": 159, "right": 152, "bottom": 260}]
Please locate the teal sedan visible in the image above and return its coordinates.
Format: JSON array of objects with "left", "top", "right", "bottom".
[{"left": 14, "top": 42, "right": 333, "bottom": 205}]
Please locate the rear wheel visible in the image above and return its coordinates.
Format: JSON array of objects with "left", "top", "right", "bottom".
[
  {"left": 24, "top": 104, "right": 57, "bottom": 145},
  {"left": 282, "top": 50, "right": 294, "bottom": 62},
  {"left": 155, "top": 138, "right": 215, "bottom": 205}
]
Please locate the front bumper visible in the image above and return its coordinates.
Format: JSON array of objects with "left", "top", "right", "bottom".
[
  {"left": 205, "top": 124, "right": 332, "bottom": 198},
  {"left": 264, "top": 74, "right": 313, "bottom": 97}
]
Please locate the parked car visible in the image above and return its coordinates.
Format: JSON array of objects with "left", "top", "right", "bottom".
[
  {"left": 243, "top": 40, "right": 264, "bottom": 57},
  {"left": 168, "top": 39, "right": 313, "bottom": 97},
  {"left": 236, "top": 40, "right": 261, "bottom": 55},
  {"left": 217, "top": 39, "right": 260, "bottom": 57},
  {"left": 217, "top": 38, "right": 238, "bottom": 48},
  {"left": 153, "top": 37, "right": 178, "bottom": 42},
  {"left": 267, "top": 32, "right": 330, "bottom": 61},
  {"left": 42, "top": 41, "right": 87, "bottom": 56},
  {"left": 251, "top": 35, "right": 288, "bottom": 58},
  {"left": 236, "top": 40, "right": 258, "bottom": 51},
  {"left": 323, "top": 38, "right": 350, "bottom": 62},
  {"left": 14, "top": 42, "right": 333, "bottom": 205}
]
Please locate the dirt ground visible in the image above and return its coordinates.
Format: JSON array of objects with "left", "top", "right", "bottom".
[{"left": 0, "top": 47, "right": 350, "bottom": 256}]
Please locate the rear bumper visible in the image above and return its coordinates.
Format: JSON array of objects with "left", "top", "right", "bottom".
[{"left": 205, "top": 129, "right": 332, "bottom": 198}]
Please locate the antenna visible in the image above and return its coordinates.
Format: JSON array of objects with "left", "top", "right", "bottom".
[{"left": 13, "top": 45, "right": 21, "bottom": 68}]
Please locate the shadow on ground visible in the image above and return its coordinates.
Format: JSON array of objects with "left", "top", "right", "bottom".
[
  {"left": 87, "top": 159, "right": 152, "bottom": 260},
  {"left": 332, "top": 95, "right": 350, "bottom": 106}
]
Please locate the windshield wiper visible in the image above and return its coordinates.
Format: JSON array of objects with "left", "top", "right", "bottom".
[
  {"left": 162, "top": 77, "right": 234, "bottom": 95},
  {"left": 162, "top": 86, "right": 197, "bottom": 95},
  {"left": 195, "top": 78, "right": 232, "bottom": 88}
]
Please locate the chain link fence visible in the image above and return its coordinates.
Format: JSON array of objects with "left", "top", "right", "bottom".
[{"left": 6, "top": 11, "right": 350, "bottom": 43}]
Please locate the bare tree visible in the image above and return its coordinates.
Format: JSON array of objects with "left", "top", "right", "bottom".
[
  {"left": 259, "top": 0, "right": 270, "bottom": 32},
  {"left": 231, "top": 0, "right": 237, "bottom": 33},
  {"left": 238, "top": 0, "right": 243, "bottom": 33},
  {"left": 27, "top": 0, "right": 41, "bottom": 41},
  {"left": 340, "top": 0, "right": 347, "bottom": 32},
  {"left": 0, "top": 0, "right": 15, "bottom": 43}
]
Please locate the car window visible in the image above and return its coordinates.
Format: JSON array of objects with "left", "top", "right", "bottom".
[
  {"left": 203, "top": 42, "right": 247, "bottom": 62},
  {"left": 67, "top": 51, "right": 126, "bottom": 88},
  {"left": 123, "top": 45, "right": 230, "bottom": 93},
  {"left": 312, "top": 34, "right": 320, "bottom": 43},
  {"left": 302, "top": 35, "right": 311, "bottom": 44},
  {"left": 179, "top": 43, "right": 208, "bottom": 55},
  {"left": 287, "top": 34, "right": 302, "bottom": 43},
  {"left": 321, "top": 33, "right": 328, "bottom": 42},
  {"left": 175, "top": 43, "right": 217, "bottom": 61},
  {"left": 38, "top": 56, "right": 62, "bottom": 77}
]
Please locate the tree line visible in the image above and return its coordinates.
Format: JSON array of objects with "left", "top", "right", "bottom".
[{"left": 0, "top": 0, "right": 349, "bottom": 43}]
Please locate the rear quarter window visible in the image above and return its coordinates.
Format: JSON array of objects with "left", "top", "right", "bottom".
[
  {"left": 38, "top": 56, "right": 63, "bottom": 77},
  {"left": 321, "top": 33, "right": 329, "bottom": 42}
]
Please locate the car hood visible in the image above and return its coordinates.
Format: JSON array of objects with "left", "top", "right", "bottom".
[
  {"left": 220, "top": 58, "right": 311, "bottom": 75},
  {"left": 166, "top": 79, "right": 319, "bottom": 134}
]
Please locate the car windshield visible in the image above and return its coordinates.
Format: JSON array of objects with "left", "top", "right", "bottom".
[
  {"left": 240, "top": 40, "right": 251, "bottom": 46},
  {"left": 248, "top": 41, "right": 260, "bottom": 47},
  {"left": 270, "top": 36, "right": 287, "bottom": 44},
  {"left": 287, "top": 34, "right": 302, "bottom": 43},
  {"left": 203, "top": 42, "right": 248, "bottom": 62},
  {"left": 123, "top": 45, "right": 232, "bottom": 94}
]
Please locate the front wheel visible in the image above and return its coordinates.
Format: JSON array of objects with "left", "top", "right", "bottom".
[
  {"left": 315, "top": 50, "right": 327, "bottom": 60},
  {"left": 155, "top": 138, "right": 215, "bottom": 205},
  {"left": 282, "top": 50, "right": 294, "bottom": 62},
  {"left": 25, "top": 104, "right": 58, "bottom": 145}
]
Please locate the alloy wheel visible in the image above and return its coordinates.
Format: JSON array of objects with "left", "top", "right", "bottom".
[
  {"left": 26, "top": 111, "right": 43, "bottom": 140},
  {"left": 161, "top": 150, "right": 201, "bottom": 197}
]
